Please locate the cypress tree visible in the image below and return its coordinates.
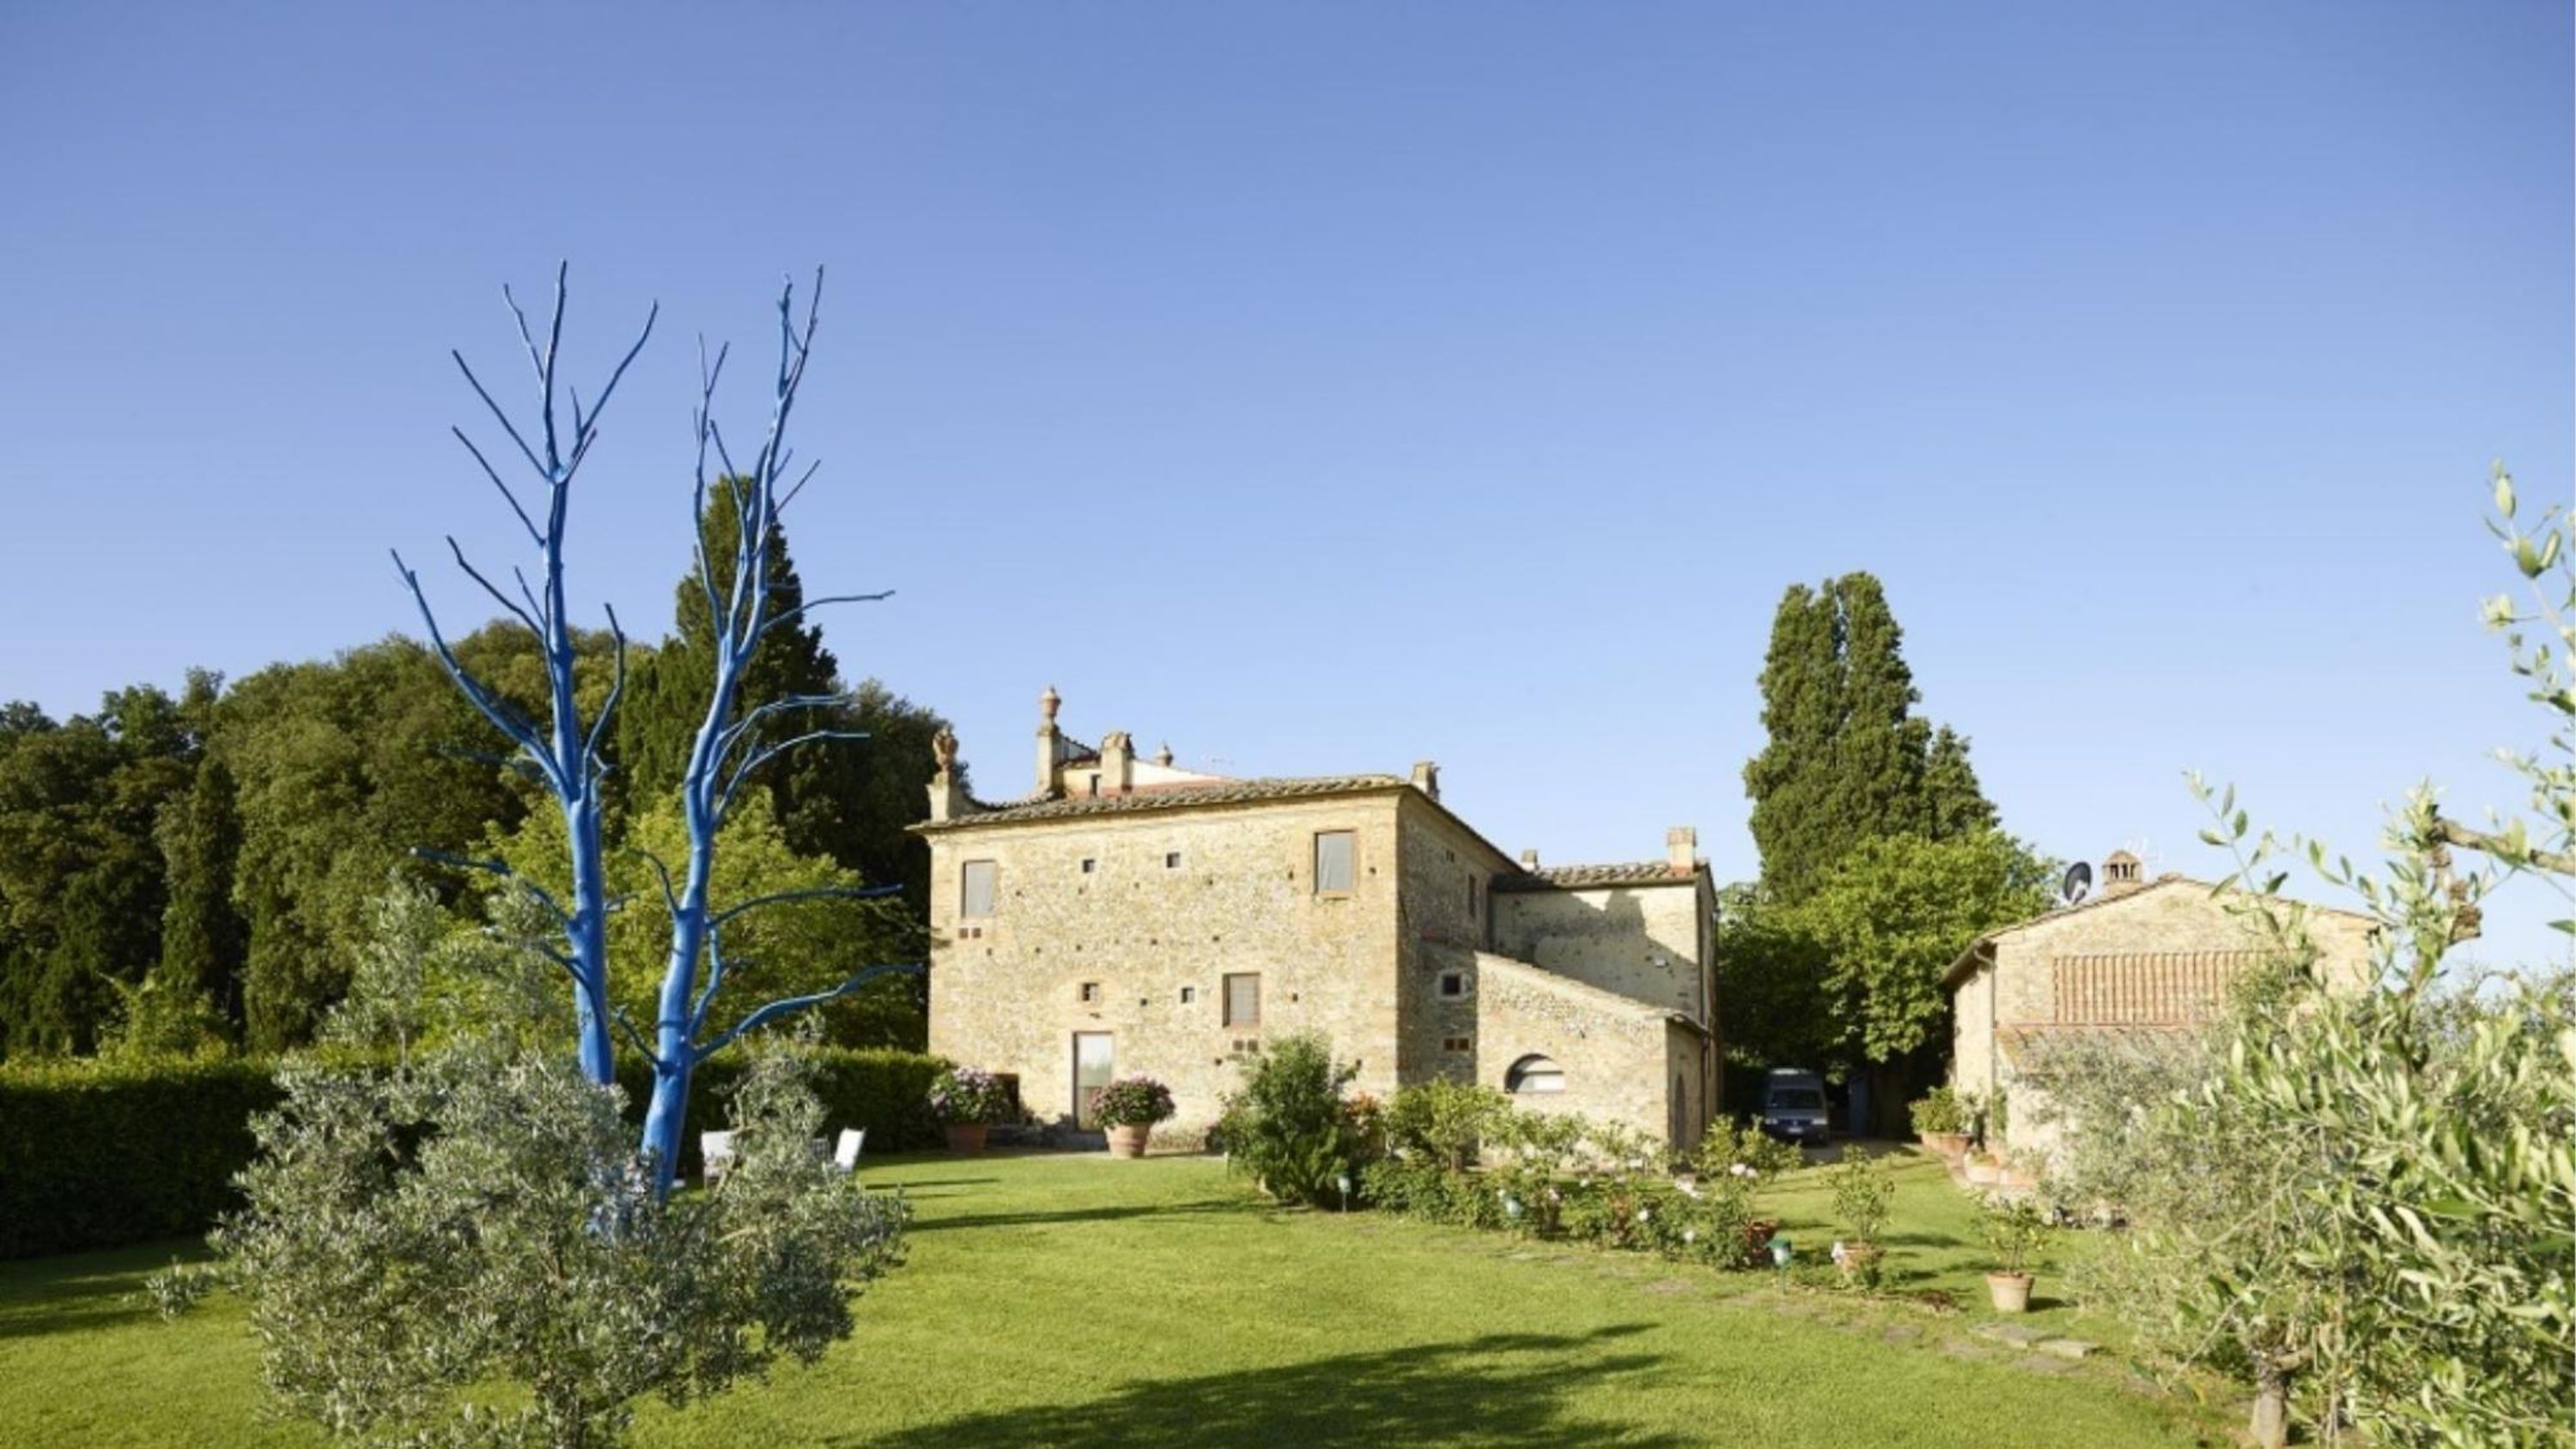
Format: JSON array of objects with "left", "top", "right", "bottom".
[
  {"left": 1743, "top": 584, "right": 1848, "bottom": 900},
  {"left": 155, "top": 754, "right": 249, "bottom": 1034},
  {"left": 1743, "top": 572, "right": 1998, "bottom": 900}
]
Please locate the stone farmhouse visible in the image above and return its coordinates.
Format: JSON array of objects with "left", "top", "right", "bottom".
[
  {"left": 1944, "top": 850, "right": 2376, "bottom": 1166},
  {"left": 913, "top": 688, "right": 1721, "bottom": 1150}
]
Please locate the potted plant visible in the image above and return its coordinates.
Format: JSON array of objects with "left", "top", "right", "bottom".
[
  {"left": 1826, "top": 1149, "right": 1894, "bottom": 1289},
  {"left": 929, "top": 1065, "right": 1009, "bottom": 1153},
  {"left": 1908, "top": 1086, "right": 1970, "bottom": 1162},
  {"left": 1980, "top": 1195, "right": 2048, "bottom": 1313},
  {"left": 1094, "top": 1075, "right": 1176, "bottom": 1158}
]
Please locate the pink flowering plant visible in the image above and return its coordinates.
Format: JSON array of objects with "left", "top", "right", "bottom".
[
  {"left": 927, "top": 1066, "right": 1011, "bottom": 1125},
  {"left": 1093, "top": 1076, "right": 1177, "bottom": 1128}
]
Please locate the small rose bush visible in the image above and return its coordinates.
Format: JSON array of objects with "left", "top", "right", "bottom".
[
  {"left": 1093, "top": 1076, "right": 1176, "bottom": 1128},
  {"left": 927, "top": 1066, "right": 1011, "bottom": 1125}
]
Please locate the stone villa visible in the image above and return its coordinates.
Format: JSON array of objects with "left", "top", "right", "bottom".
[
  {"left": 914, "top": 688, "right": 1721, "bottom": 1150},
  {"left": 1944, "top": 851, "right": 2376, "bottom": 1165}
]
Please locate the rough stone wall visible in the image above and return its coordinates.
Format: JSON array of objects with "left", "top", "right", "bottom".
[
  {"left": 1473, "top": 953, "right": 1692, "bottom": 1149},
  {"left": 1492, "top": 882, "right": 1707, "bottom": 1022},
  {"left": 1392, "top": 796, "right": 1517, "bottom": 1085},
  {"left": 1965, "top": 881, "right": 2376, "bottom": 1160},
  {"left": 923, "top": 792, "right": 1406, "bottom": 1133}
]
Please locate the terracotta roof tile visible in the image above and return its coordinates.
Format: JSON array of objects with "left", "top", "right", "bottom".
[
  {"left": 1491, "top": 861, "right": 1694, "bottom": 892},
  {"left": 912, "top": 773, "right": 1409, "bottom": 831}
]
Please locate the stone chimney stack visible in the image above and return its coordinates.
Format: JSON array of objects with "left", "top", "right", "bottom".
[
  {"left": 1520, "top": 848, "right": 1540, "bottom": 871},
  {"left": 1667, "top": 826, "right": 1698, "bottom": 874},
  {"left": 1034, "top": 686, "right": 1063, "bottom": 798},
  {"left": 1154, "top": 742, "right": 1175, "bottom": 767},
  {"left": 1100, "top": 731, "right": 1134, "bottom": 794},
  {"left": 927, "top": 726, "right": 967, "bottom": 822},
  {"left": 1410, "top": 761, "right": 1440, "bottom": 801},
  {"left": 2101, "top": 849, "right": 2145, "bottom": 898}
]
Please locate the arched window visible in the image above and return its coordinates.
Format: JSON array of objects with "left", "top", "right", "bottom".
[{"left": 1504, "top": 1054, "right": 1564, "bottom": 1094}]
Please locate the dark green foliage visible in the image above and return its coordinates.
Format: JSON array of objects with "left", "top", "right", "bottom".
[
  {"left": 1741, "top": 573, "right": 2000, "bottom": 901},
  {"left": 154, "top": 755, "right": 247, "bottom": 1034},
  {"left": 0, "top": 1046, "right": 945, "bottom": 1258},
  {"left": 616, "top": 487, "right": 956, "bottom": 912},
  {"left": 1742, "top": 584, "right": 1847, "bottom": 903},
  {"left": 221, "top": 627, "right": 593, "bottom": 1050},
  {"left": 0, "top": 1053, "right": 285, "bottom": 1257},
  {"left": 1216, "top": 1033, "right": 1360, "bottom": 1206},
  {"left": 0, "top": 682, "right": 208, "bottom": 1057}
]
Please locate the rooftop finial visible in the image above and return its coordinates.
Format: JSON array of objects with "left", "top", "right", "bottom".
[
  {"left": 1154, "top": 742, "right": 1175, "bottom": 767},
  {"left": 1040, "top": 684, "right": 1060, "bottom": 724},
  {"left": 932, "top": 725, "right": 958, "bottom": 778}
]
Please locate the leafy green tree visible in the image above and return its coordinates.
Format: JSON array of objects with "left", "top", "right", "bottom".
[
  {"left": 1790, "top": 831, "right": 2056, "bottom": 1069},
  {"left": 0, "top": 683, "right": 204, "bottom": 1055},
  {"left": 486, "top": 787, "right": 925, "bottom": 1051},
  {"left": 221, "top": 627, "right": 595, "bottom": 1050},
  {"left": 2031, "top": 464, "right": 2576, "bottom": 1447}
]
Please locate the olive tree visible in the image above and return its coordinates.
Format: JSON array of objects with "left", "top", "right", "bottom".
[{"left": 2031, "top": 464, "right": 2576, "bottom": 1447}]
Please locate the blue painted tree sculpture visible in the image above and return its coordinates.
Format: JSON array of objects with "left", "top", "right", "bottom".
[{"left": 400, "top": 267, "right": 914, "bottom": 1198}]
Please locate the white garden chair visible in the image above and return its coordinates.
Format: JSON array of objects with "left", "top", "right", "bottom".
[
  {"left": 831, "top": 1128, "right": 865, "bottom": 1176},
  {"left": 700, "top": 1130, "right": 738, "bottom": 1187}
]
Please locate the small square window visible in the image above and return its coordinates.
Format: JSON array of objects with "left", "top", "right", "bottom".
[
  {"left": 1080, "top": 858, "right": 1097, "bottom": 874},
  {"left": 1438, "top": 972, "right": 1466, "bottom": 998},
  {"left": 1078, "top": 981, "right": 1101, "bottom": 1004},
  {"left": 1180, "top": 985, "right": 1197, "bottom": 1004},
  {"left": 1165, "top": 852, "right": 1182, "bottom": 870},
  {"left": 1443, "top": 1036, "right": 1472, "bottom": 1053}
]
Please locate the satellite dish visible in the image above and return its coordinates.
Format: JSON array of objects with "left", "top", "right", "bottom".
[{"left": 2062, "top": 861, "right": 2093, "bottom": 906}]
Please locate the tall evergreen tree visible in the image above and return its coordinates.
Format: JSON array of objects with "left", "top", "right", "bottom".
[
  {"left": 1922, "top": 724, "right": 1998, "bottom": 840},
  {"left": 155, "top": 752, "right": 249, "bottom": 1034},
  {"left": 617, "top": 484, "right": 956, "bottom": 909},
  {"left": 1742, "top": 584, "right": 1848, "bottom": 901},
  {"left": 1743, "top": 572, "right": 1998, "bottom": 900}
]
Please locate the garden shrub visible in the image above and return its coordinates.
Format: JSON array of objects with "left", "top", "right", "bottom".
[
  {"left": 1217, "top": 1032, "right": 1359, "bottom": 1206},
  {"left": 1380, "top": 1078, "right": 1508, "bottom": 1171},
  {"left": 616, "top": 1046, "right": 947, "bottom": 1176}
]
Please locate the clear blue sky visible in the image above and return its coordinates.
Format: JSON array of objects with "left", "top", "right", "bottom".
[{"left": 3, "top": 3, "right": 2569, "bottom": 965}]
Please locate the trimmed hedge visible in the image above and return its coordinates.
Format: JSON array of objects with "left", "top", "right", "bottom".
[
  {"left": 0, "top": 1054, "right": 286, "bottom": 1259},
  {"left": 1, "top": 1046, "right": 947, "bottom": 1260}
]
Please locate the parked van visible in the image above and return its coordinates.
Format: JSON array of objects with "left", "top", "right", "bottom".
[{"left": 1759, "top": 1068, "right": 1831, "bottom": 1146}]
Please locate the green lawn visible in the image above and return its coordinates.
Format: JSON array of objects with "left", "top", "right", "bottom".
[{"left": 0, "top": 1146, "right": 2230, "bottom": 1447}]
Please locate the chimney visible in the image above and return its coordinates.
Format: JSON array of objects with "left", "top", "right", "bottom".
[
  {"left": 2100, "top": 849, "right": 2145, "bottom": 898},
  {"left": 927, "top": 726, "right": 967, "bottom": 822},
  {"left": 1410, "top": 761, "right": 1440, "bottom": 801},
  {"left": 1153, "top": 742, "right": 1175, "bottom": 767},
  {"left": 1100, "top": 731, "right": 1134, "bottom": 794},
  {"left": 1520, "top": 848, "right": 1540, "bottom": 871},
  {"left": 1033, "top": 685, "right": 1062, "bottom": 797},
  {"left": 1666, "top": 826, "right": 1698, "bottom": 875}
]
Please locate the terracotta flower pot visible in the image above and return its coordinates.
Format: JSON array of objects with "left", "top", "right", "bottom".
[
  {"left": 1107, "top": 1123, "right": 1151, "bottom": 1159},
  {"left": 1987, "top": 1271, "right": 2033, "bottom": 1313},
  {"left": 944, "top": 1122, "right": 989, "bottom": 1155},
  {"left": 1838, "top": 1241, "right": 1884, "bottom": 1288}
]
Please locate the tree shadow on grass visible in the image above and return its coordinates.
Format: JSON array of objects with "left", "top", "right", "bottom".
[
  {"left": 0, "top": 1248, "right": 196, "bottom": 1343},
  {"left": 851, "top": 1324, "right": 1686, "bottom": 1448},
  {"left": 904, "top": 1198, "right": 1251, "bottom": 1234}
]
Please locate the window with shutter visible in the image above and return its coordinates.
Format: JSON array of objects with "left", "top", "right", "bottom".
[
  {"left": 1314, "top": 831, "right": 1355, "bottom": 894},
  {"left": 961, "top": 859, "right": 997, "bottom": 918},
  {"left": 1222, "top": 972, "right": 1261, "bottom": 1028}
]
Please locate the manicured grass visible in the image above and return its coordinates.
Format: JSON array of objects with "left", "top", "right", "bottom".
[{"left": 0, "top": 1146, "right": 2227, "bottom": 1446}]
